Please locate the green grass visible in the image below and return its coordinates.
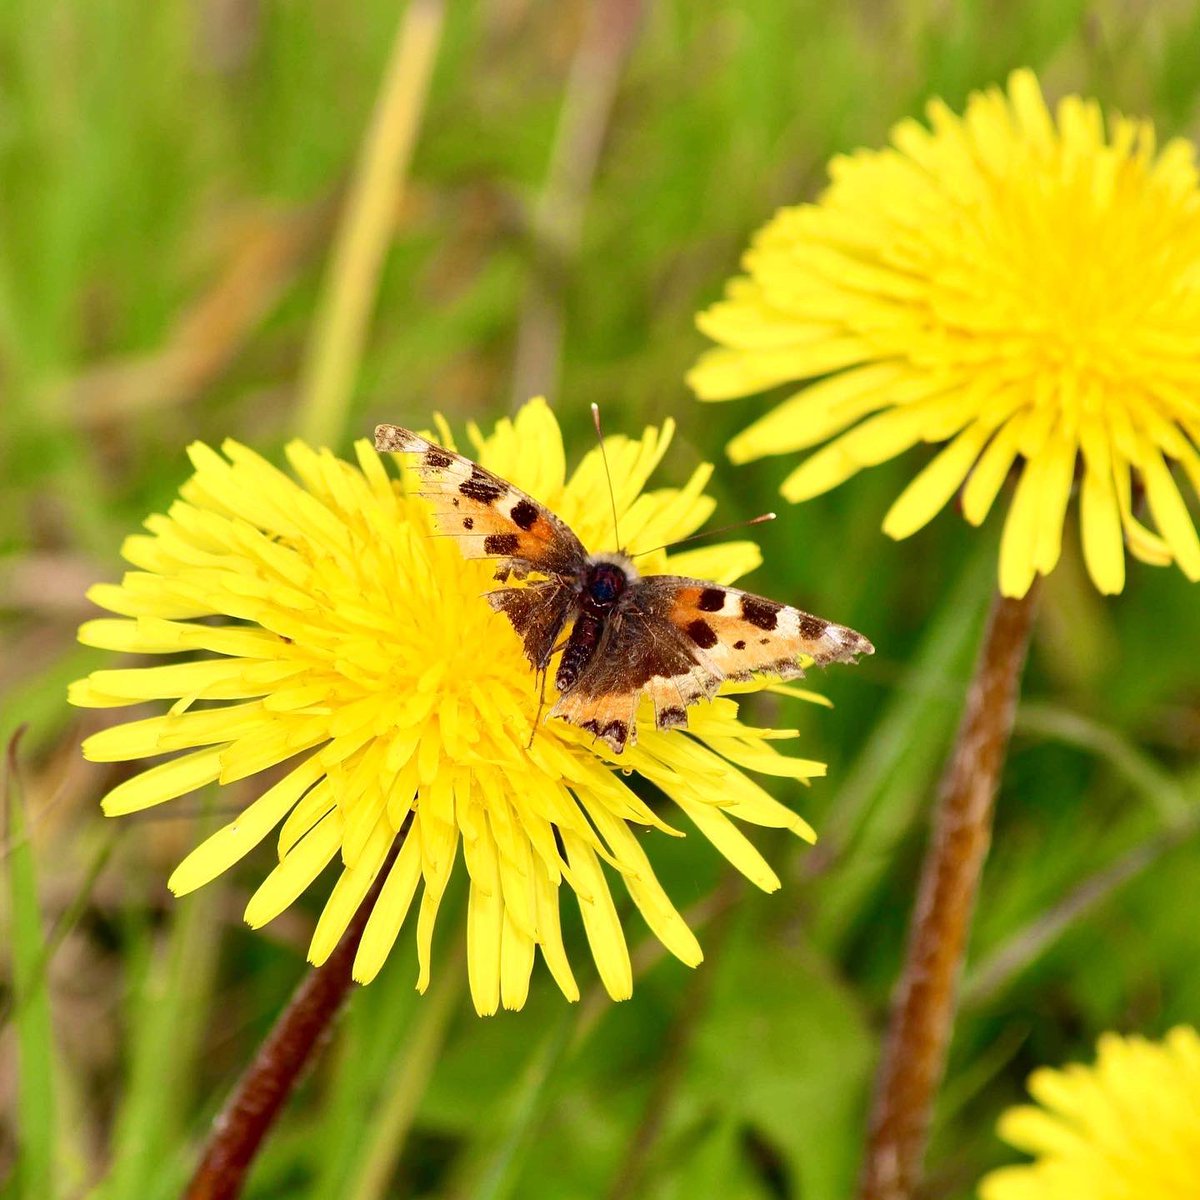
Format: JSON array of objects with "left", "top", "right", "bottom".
[
  {"left": 3, "top": 2, "right": 1200, "bottom": 1197},
  {"left": 4, "top": 734, "right": 59, "bottom": 1199}
]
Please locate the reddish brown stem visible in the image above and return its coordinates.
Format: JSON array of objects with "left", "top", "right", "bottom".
[
  {"left": 857, "top": 585, "right": 1039, "bottom": 1200},
  {"left": 184, "top": 853, "right": 396, "bottom": 1200}
]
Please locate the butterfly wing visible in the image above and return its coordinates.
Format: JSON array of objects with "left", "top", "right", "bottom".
[
  {"left": 642, "top": 576, "right": 874, "bottom": 680},
  {"left": 552, "top": 575, "right": 872, "bottom": 752},
  {"left": 549, "top": 607, "right": 713, "bottom": 753},
  {"left": 487, "top": 580, "right": 575, "bottom": 673},
  {"left": 374, "top": 425, "right": 586, "bottom": 579}
]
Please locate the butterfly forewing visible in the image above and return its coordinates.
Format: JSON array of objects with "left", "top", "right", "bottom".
[
  {"left": 644, "top": 576, "right": 872, "bottom": 678},
  {"left": 374, "top": 425, "right": 585, "bottom": 578}
]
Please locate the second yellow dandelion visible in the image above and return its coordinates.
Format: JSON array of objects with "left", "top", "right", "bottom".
[{"left": 689, "top": 68, "right": 1200, "bottom": 599}]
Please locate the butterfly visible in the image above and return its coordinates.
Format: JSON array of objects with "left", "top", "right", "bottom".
[{"left": 375, "top": 420, "right": 873, "bottom": 753}]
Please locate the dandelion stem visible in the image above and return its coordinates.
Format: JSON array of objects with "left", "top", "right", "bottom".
[
  {"left": 857, "top": 584, "right": 1039, "bottom": 1200},
  {"left": 184, "top": 850, "right": 398, "bottom": 1200},
  {"left": 295, "top": 0, "right": 445, "bottom": 449}
]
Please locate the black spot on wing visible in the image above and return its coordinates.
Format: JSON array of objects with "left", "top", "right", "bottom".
[
  {"left": 578, "top": 717, "right": 629, "bottom": 752},
  {"left": 510, "top": 499, "right": 540, "bottom": 531},
  {"left": 462, "top": 517, "right": 474, "bottom": 530},
  {"left": 602, "top": 720, "right": 628, "bottom": 750},
  {"left": 656, "top": 705, "right": 687, "bottom": 729},
  {"left": 484, "top": 533, "right": 520, "bottom": 555},
  {"left": 742, "top": 597, "right": 781, "bottom": 630},
  {"left": 425, "top": 448, "right": 453, "bottom": 469},
  {"left": 733, "top": 639, "right": 746, "bottom": 650},
  {"left": 798, "top": 614, "right": 827, "bottom": 639},
  {"left": 698, "top": 587, "right": 725, "bottom": 612},
  {"left": 686, "top": 619, "right": 718, "bottom": 649},
  {"left": 460, "top": 467, "right": 505, "bottom": 504}
]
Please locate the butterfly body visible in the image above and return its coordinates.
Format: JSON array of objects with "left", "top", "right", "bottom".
[
  {"left": 555, "top": 555, "right": 636, "bottom": 695},
  {"left": 375, "top": 423, "right": 873, "bottom": 753}
]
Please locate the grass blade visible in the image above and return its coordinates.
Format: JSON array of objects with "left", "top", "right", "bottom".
[
  {"left": 450, "top": 1009, "right": 574, "bottom": 1200},
  {"left": 344, "top": 957, "right": 463, "bottom": 1200},
  {"left": 3, "top": 730, "right": 58, "bottom": 1200},
  {"left": 1014, "top": 701, "right": 1190, "bottom": 825},
  {"left": 99, "top": 811, "right": 223, "bottom": 1200},
  {"left": 807, "top": 538, "right": 995, "bottom": 949},
  {"left": 295, "top": 0, "right": 445, "bottom": 448}
]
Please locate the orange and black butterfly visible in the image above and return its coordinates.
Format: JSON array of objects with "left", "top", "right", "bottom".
[{"left": 375, "top": 420, "right": 873, "bottom": 753}]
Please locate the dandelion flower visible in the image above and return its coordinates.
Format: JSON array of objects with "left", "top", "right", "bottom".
[
  {"left": 70, "top": 399, "right": 829, "bottom": 1015},
  {"left": 979, "top": 1027, "right": 1200, "bottom": 1199},
  {"left": 689, "top": 69, "right": 1200, "bottom": 598}
]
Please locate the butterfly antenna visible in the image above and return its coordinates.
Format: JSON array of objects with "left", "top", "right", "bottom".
[
  {"left": 631, "top": 512, "right": 776, "bottom": 558},
  {"left": 591, "top": 403, "right": 622, "bottom": 551}
]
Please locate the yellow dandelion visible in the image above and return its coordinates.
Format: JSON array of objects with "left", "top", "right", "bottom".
[
  {"left": 979, "top": 1027, "right": 1200, "bottom": 1199},
  {"left": 688, "top": 68, "right": 1200, "bottom": 598},
  {"left": 69, "top": 398, "right": 830, "bottom": 1016}
]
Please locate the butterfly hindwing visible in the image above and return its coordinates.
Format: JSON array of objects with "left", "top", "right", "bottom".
[
  {"left": 374, "top": 425, "right": 585, "bottom": 578},
  {"left": 486, "top": 581, "right": 575, "bottom": 672},
  {"left": 550, "top": 608, "right": 717, "bottom": 751}
]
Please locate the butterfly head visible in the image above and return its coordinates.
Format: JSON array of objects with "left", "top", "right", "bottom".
[{"left": 581, "top": 552, "right": 639, "bottom": 608}]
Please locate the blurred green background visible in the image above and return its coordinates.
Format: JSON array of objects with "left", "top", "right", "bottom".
[{"left": 3, "top": 1, "right": 1200, "bottom": 1197}]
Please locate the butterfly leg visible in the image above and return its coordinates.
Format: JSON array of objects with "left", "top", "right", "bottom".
[
  {"left": 527, "top": 668, "right": 550, "bottom": 749},
  {"left": 526, "top": 633, "right": 573, "bottom": 748}
]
